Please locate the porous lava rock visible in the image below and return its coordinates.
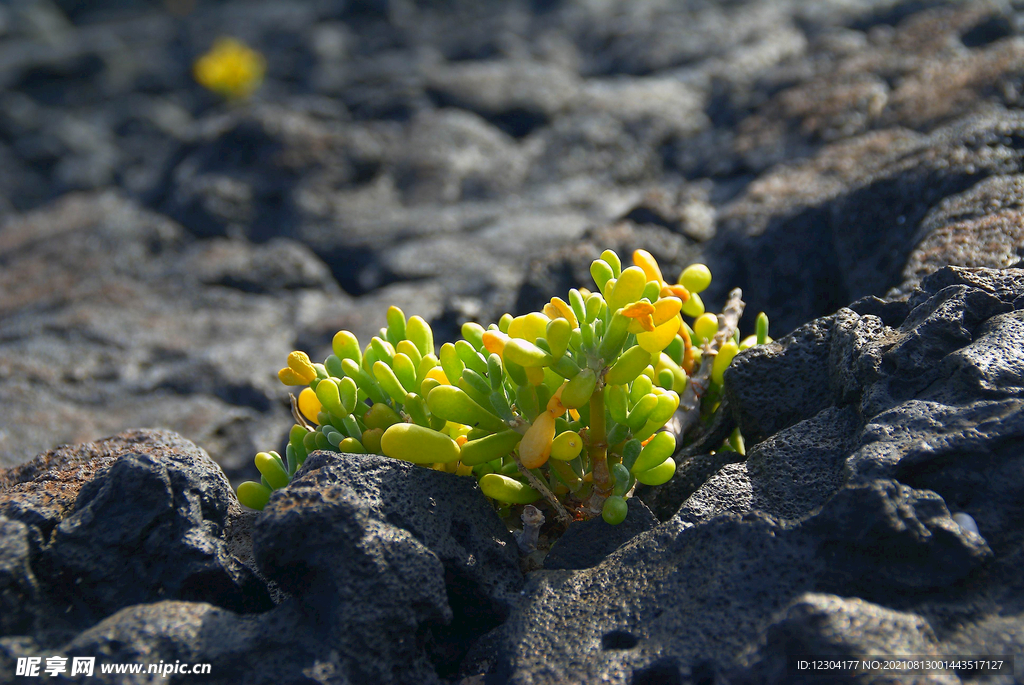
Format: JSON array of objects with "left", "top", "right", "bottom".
[
  {"left": 252, "top": 451, "right": 524, "bottom": 682},
  {"left": 0, "top": 430, "right": 270, "bottom": 646}
]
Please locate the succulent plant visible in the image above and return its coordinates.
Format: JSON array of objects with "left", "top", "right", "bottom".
[{"left": 237, "top": 249, "right": 770, "bottom": 529}]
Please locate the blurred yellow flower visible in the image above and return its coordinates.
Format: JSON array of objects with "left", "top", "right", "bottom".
[{"left": 193, "top": 37, "right": 266, "bottom": 100}]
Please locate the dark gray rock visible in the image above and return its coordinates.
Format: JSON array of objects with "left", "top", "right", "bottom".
[
  {"left": 893, "top": 174, "right": 1024, "bottom": 299},
  {"left": 254, "top": 451, "right": 523, "bottom": 682},
  {"left": 543, "top": 496, "right": 658, "bottom": 571},
  {"left": 0, "top": 429, "right": 270, "bottom": 644},
  {"left": 875, "top": 284, "right": 1010, "bottom": 410},
  {"left": 0, "top": 517, "right": 38, "bottom": 637},
  {"left": 727, "top": 267, "right": 1024, "bottom": 443},
  {"left": 847, "top": 294, "right": 911, "bottom": 328},
  {"left": 158, "top": 104, "right": 357, "bottom": 244},
  {"left": 393, "top": 108, "right": 532, "bottom": 203},
  {"left": 743, "top": 405, "right": 860, "bottom": 524},
  {"left": 187, "top": 237, "right": 340, "bottom": 295},
  {"left": 745, "top": 593, "right": 958, "bottom": 685},
  {"left": 941, "top": 310, "right": 1024, "bottom": 398},
  {"left": 527, "top": 110, "right": 662, "bottom": 185},
  {"left": 3, "top": 439, "right": 522, "bottom": 684},
  {"left": 678, "top": 405, "right": 861, "bottom": 526},
  {"left": 673, "top": 462, "right": 754, "bottom": 528},
  {"left": 287, "top": 451, "right": 523, "bottom": 603},
  {"left": 312, "top": 46, "right": 429, "bottom": 121},
  {"left": 23, "top": 600, "right": 335, "bottom": 685},
  {"left": 828, "top": 307, "right": 898, "bottom": 409},
  {"left": 850, "top": 398, "right": 1024, "bottom": 482},
  {"left": 724, "top": 317, "right": 835, "bottom": 445},
  {"left": 37, "top": 438, "right": 272, "bottom": 627},
  {"left": 479, "top": 514, "right": 821, "bottom": 685},
  {"left": 908, "top": 260, "right": 1024, "bottom": 308},
  {"left": 839, "top": 267, "right": 1024, "bottom": 441},
  {"left": 424, "top": 59, "right": 580, "bottom": 138},
  {"left": 0, "top": 430, "right": 216, "bottom": 546},
  {"left": 806, "top": 479, "right": 993, "bottom": 595},
  {"left": 708, "top": 111, "right": 1024, "bottom": 337}
]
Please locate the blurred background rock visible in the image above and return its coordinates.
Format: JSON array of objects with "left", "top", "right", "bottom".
[{"left": 2, "top": 0, "right": 1023, "bottom": 484}]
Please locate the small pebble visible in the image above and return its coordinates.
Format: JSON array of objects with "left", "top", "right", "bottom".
[{"left": 952, "top": 512, "right": 979, "bottom": 536}]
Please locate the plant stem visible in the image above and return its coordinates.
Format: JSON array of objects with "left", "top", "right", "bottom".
[
  {"left": 290, "top": 393, "right": 314, "bottom": 431},
  {"left": 517, "top": 505, "right": 545, "bottom": 554},
  {"left": 512, "top": 452, "right": 571, "bottom": 527},
  {"left": 586, "top": 386, "right": 613, "bottom": 514}
]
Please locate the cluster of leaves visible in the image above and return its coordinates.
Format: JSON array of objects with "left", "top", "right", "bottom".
[
  {"left": 237, "top": 249, "right": 769, "bottom": 527},
  {"left": 193, "top": 37, "right": 266, "bottom": 100}
]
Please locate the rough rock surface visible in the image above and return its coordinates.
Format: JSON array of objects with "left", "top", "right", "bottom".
[
  {"left": 0, "top": 437, "right": 527, "bottom": 684},
  {"left": 542, "top": 496, "right": 658, "bottom": 571},
  {"left": 0, "top": 429, "right": 270, "bottom": 646},
  {"left": 252, "top": 451, "right": 524, "bottom": 683},
  {"left": 3, "top": 0, "right": 1024, "bottom": 683}
]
